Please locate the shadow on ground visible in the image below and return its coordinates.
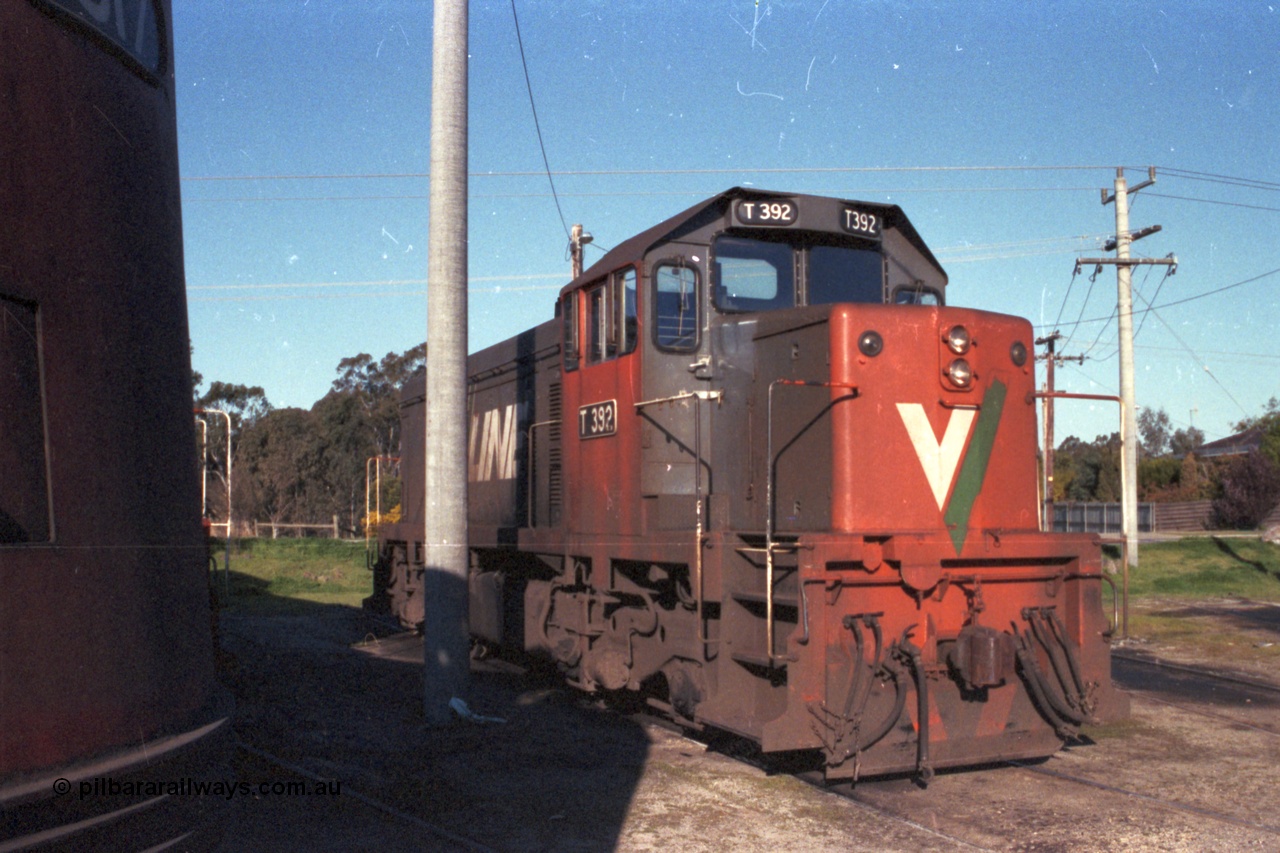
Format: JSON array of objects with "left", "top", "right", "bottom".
[
  {"left": 215, "top": 570, "right": 650, "bottom": 852},
  {"left": 1211, "top": 536, "right": 1280, "bottom": 582}
]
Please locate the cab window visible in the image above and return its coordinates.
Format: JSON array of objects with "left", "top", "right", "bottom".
[
  {"left": 562, "top": 292, "right": 579, "bottom": 371},
  {"left": 713, "top": 236, "right": 793, "bottom": 313},
  {"left": 584, "top": 266, "right": 639, "bottom": 365},
  {"left": 808, "top": 245, "right": 884, "bottom": 305},
  {"left": 893, "top": 285, "right": 942, "bottom": 306},
  {"left": 654, "top": 262, "right": 699, "bottom": 351}
]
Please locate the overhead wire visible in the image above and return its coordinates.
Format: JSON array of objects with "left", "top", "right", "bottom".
[
  {"left": 1154, "top": 167, "right": 1280, "bottom": 192},
  {"left": 180, "top": 164, "right": 1120, "bottom": 183},
  {"left": 508, "top": 0, "right": 569, "bottom": 241},
  {"left": 1129, "top": 285, "right": 1251, "bottom": 419}
]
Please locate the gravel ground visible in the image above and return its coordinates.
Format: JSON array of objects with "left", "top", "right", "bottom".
[{"left": 214, "top": 597, "right": 1280, "bottom": 852}]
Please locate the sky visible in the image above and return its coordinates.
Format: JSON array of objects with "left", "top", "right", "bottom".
[{"left": 175, "top": 0, "right": 1280, "bottom": 444}]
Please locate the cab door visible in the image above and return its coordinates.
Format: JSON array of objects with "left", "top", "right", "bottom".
[{"left": 638, "top": 251, "right": 714, "bottom": 532}]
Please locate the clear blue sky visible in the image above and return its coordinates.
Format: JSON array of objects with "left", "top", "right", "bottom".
[{"left": 176, "top": 1, "right": 1280, "bottom": 444}]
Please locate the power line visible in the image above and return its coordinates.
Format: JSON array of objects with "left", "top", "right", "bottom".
[
  {"left": 187, "top": 272, "right": 564, "bottom": 293},
  {"left": 1037, "top": 265, "right": 1280, "bottom": 333},
  {"left": 1156, "top": 167, "right": 1280, "bottom": 192},
  {"left": 508, "top": 0, "right": 569, "bottom": 241},
  {"left": 180, "top": 164, "right": 1119, "bottom": 182},
  {"left": 1144, "top": 191, "right": 1280, "bottom": 213},
  {"left": 181, "top": 186, "right": 1104, "bottom": 204},
  {"left": 1130, "top": 284, "right": 1250, "bottom": 418}
]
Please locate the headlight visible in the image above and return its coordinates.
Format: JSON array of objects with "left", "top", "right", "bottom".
[
  {"left": 946, "top": 358, "right": 973, "bottom": 388},
  {"left": 1010, "top": 341, "right": 1028, "bottom": 367},
  {"left": 945, "top": 325, "right": 971, "bottom": 354},
  {"left": 858, "top": 330, "right": 883, "bottom": 357}
]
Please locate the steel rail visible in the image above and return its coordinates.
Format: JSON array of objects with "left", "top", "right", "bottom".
[{"left": 236, "top": 741, "right": 498, "bottom": 853}]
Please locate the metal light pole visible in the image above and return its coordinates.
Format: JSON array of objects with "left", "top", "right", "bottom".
[
  {"left": 195, "top": 407, "right": 232, "bottom": 592},
  {"left": 195, "top": 415, "right": 208, "bottom": 518},
  {"left": 423, "top": 0, "right": 470, "bottom": 725}
]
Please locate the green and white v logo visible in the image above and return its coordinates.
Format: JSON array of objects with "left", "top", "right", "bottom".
[{"left": 896, "top": 381, "right": 1007, "bottom": 554}]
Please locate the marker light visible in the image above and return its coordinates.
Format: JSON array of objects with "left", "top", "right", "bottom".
[
  {"left": 946, "top": 358, "right": 973, "bottom": 388},
  {"left": 1010, "top": 341, "right": 1028, "bottom": 367},
  {"left": 858, "top": 330, "right": 884, "bottom": 357},
  {"left": 945, "top": 325, "right": 971, "bottom": 354}
]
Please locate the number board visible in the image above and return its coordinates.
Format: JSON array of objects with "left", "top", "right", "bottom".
[
  {"left": 840, "top": 208, "right": 882, "bottom": 240},
  {"left": 734, "top": 199, "right": 797, "bottom": 227},
  {"left": 578, "top": 400, "right": 618, "bottom": 439}
]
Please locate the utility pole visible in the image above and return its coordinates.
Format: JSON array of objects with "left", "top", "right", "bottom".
[
  {"left": 1074, "top": 167, "right": 1177, "bottom": 569},
  {"left": 423, "top": 0, "right": 470, "bottom": 725},
  {"left": 1035, "top": 332, "right": 1083, "bottom": 531}
]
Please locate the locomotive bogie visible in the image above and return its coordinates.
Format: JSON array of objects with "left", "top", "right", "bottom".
[{"left": 372, "top": 188, "right": 1125, "bottom": 780}]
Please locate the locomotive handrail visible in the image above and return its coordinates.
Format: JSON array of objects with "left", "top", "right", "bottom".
[
  {"left": 764, "top": 379, "right": 859, "bottom": 665},
  {"left": 633, "top": 389, "right": 722, "bottom": 410}
]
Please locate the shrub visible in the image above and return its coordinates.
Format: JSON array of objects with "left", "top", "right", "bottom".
[{"left": 1211, "top": 451, "right": 1280, "bottom": 529}]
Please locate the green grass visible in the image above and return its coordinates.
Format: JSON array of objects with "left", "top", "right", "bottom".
[
  {"left": 1103, "top": 536, "right": 1280, "bottom": 668},
  {"left": 1111, "top": 537, "right": 1280, "bottom": 601},
  {"left": 212, "top": 537, "right": 374, "bottom": 613}
]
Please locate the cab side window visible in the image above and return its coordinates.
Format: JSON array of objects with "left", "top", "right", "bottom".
[
  {"left": 618, "top": 268, "right": 638, "bottom": 356},
  {"left": 654, "top": 262, "right": 699, "bottom": 351},
  {"left": 584, "top": 266, "right": 639, "bottom": 365},
  {"left": 562, "top": 292, "right": 579, "bottom": 371}
]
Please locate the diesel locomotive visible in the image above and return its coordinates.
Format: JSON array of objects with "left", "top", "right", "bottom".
[
  {"left": 1, "top": 1, "right": 230, "bottom": 848},
  {"left": 370, "top": 187, "right": 1127, "bottom": 780}
]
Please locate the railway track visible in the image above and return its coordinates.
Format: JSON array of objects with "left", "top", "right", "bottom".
[
  {"left": 629, "top": 644, "right": 1280, "bottom": 851},
  {"left": 1005, "top": 759, "right": 1280, "bottom": 836},
  {"left": 234, "top": 740, "right": 497, "bottom": 853},
  {"left": 1112, "top": 649, "right": 1280, "bottom": 736}
]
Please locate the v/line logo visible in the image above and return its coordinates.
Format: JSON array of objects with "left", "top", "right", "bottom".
[
  {"left": 896, "top": 381, "right": 1008, "bottom": 555},
  {"left": 468, "top": 404, "right": 522, "bottom": 483},
  {"left": 896, "top": 404, "right": 977, "bottom": 510}
]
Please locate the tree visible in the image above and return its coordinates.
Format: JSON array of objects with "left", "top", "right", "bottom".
[
  {"left": 309, "top": 390, "right": 381, "bottom": 534},
  {"left": 235, "top": 408, "right": 322, "bottom": 525},
  {"left": 1138, "top": 407, "right": 1172, "bottom": 458},
  {"left": 1212, "top": 451, "right": 1280, "bottom": 530},
  {"left": 1169, "top": 426, "right": 1205, "bottom": 458},
  {"left": 1055, "top": 433, "right": 1121, "bottom": 502},
  {"left": 1231, "top": 396, "right": 1280, "bottom": 433},
  {"left": 197, "top": 381, "right": 271, "bottom": 433},
  {"left": 330, "top": 344, "right": 426, "bottom": 457}
]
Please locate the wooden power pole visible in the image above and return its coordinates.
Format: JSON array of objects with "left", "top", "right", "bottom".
[
  {"left": 1035, "top": 331, "right": 1083, "bottom": 530},
  {"left": 1074, "top": 167, "right": 1177, "bottom": 568}
]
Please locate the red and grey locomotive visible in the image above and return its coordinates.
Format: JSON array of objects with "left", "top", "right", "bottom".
[{"left": 371, "top": 188, "right": 1126, "bottom": 780}]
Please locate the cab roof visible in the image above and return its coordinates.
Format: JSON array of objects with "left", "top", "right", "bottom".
[{"left": 560, "top": 187, "right": 946, "bottom": 297}]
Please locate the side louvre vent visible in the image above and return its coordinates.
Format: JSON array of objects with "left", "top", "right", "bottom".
[{"left": 547, "top": 380, "right": 563, "bottom": 525}]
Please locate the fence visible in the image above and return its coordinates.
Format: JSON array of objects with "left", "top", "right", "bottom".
[
  {"left": 253, "top": 516, "right": 341, "bottom": 539},
  {"left": 1051, "top": 502, "right": 1154, "bottom": 534},
  {"left": 1051, "top": 500, "right": 1280, "bottom": 533}
]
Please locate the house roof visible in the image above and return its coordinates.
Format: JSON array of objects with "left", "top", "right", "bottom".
[{"left": 1197, "top": 425, "right": 1264, "bottom": 458}]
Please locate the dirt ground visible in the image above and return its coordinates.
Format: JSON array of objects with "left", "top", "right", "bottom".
[{"left": 214, "top": 595, "right": 1280, "bottom": 852}]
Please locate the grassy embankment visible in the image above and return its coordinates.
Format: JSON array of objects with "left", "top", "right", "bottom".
[
  {"left": 212, "top": 537, "right": 373, "bottom": 614},
  {"left": 1107, "top": 536, "right": 1280, "bottom": 667}
]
